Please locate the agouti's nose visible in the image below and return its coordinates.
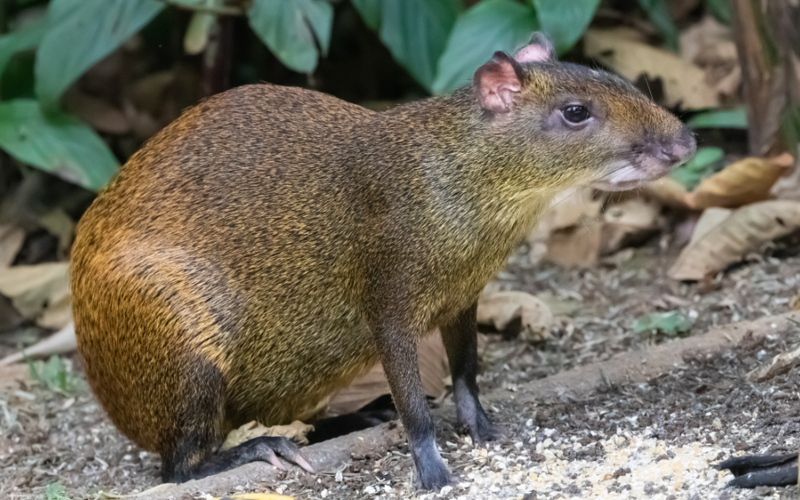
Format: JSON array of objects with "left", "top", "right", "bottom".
[{"left": 658, "top": 146, "right": 683, "bottom": 163}]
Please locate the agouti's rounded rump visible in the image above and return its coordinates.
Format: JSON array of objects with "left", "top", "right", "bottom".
[{"left": 71, "top": 33, "right": 695, "bottom": 489}]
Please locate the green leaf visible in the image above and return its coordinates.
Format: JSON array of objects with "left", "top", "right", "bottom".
[
  {"left": 633, "top": 311, "right": 691, "bottom": 336},
  {"left": 0, "top": 100, "right": 118, "bottom": 191},
  {"left": 248, "top": 0, "right": 333, "bottom": 74},
  {"left": 432, "top": 0, "right": 539, "bottom": 95},
  {"left": 704, "top": 0, "right": 731, "bottom": 25},
  {"left": 636, "top": 0, "right": 679, "bottom": 51},
  {"left": 35, "top": 0, "right": 164, "bottom": 111},
  {"left": 351, "top": 0, "right": 379, "bottom": 30},
  {"left": 780, "top": 106, "right": 800, "bottom": 154},
  {"left": 531, "top": 0, "right": 599, "bottom": 54},
  {"left": 669, "top": 146, "right": 724, "bottom": 190},
  {"left": 0, "top": 17, "right": 47, "bottom": 82},
  {"left": 352, "top": 0, "right": 460, "bottom": 93},
  {"left": 44, "top": 482, "right": 71, "bottom": 500},
  {"left": 688, "top": 108, "right": 748, "bottom": 129}
]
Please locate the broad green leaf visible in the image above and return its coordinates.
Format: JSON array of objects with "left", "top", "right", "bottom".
[
  {"left": 351, "top": 0, "right": 460, "bottom": 93},
  {"left": 669, "top": 146, "right": 724, "bottom": 191},
  {"left": 0, "top": 17, "right": 47, "bottom": 82},
  {"left": 688, "top": 108, "right": 747, "bottom": 129},
  {"left": 633, "top": 311, "right": 691, "bottom": 336},
  {"left": 248, "top": 0, "right": 333, "bottom": 74},
  {"left": 704, "top": 0, "right": 731, "bottom": 25},
  {"left": 0, "top": 99, "right": 118, "bottom": 191},
  {"left": 636, "top": 0, "right": 679, "bottom": 51},
  {"left": 351, "top": 0, "right": 380, "bottom": 30},
  {"left": 780, "top": 106, "right": 800, "bottom": 154},
  {"left": 531, "top": 0, "right": 599, "bottom": 54},
  {"left": 432, "top": 0, "right": 539, "bottom": 95},
  {"left": 35, "top": 0, "right": 164, "bottom": 110}
]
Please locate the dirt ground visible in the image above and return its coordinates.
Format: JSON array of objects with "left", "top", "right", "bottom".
[{"left": 1, "top": 240, "right": 800, "bottom": 500}]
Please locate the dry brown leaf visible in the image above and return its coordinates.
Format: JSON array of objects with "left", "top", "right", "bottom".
[
  {"left": 326, "top": 332, "right": 448, "bottom": 417},
  {"left": 0, "top": 263, "right": 71, "bottom": 328},
  {"left": 529, "top": 187, "right": 603, "bottom": 243},
  {"left": 63, "top": 90, "right": 130, "bottom": 135},
  {"left": 545, "top": 223, "right": 603, "bottom": 268},
  {"left": 686, "top": 154, "right": 794, "bottom": 209},
  {"left": 688, "top": 207, "right": 732, "bottom": 246},
  {"left": 646, "top": 177, "right": 692, "bottom": 209},
  {"left": 680, "top": 16, "right": 740, "bottom": 98},
  {"left": 770, "top": 150, "right": 800, "bottom": 201},
  {"left": 38, "top": 209, "right": 75, "bottom": 258},
  {"left": 584, "top": 28, "right": 719, "bottom": 109},
  {"left": 603, "top": 197, "right": 661, "bottom": 228},
  {"left": 477, "top": 291, "right": 553, "bottom": 342},
  {"left": 668, "top": 200, "right": 800, "bottom": 280},
  {"left": 748, "top": 345, "right": 800, "bottom": 382},
  {"left": 221, "top": 420, "right": 314, "bottom": 451},
  {"left": 0, "top": 225, "right": 24, "bottom": 268},
  {"left": 0, "top": 323, "right": 76, "bottom": 366}
]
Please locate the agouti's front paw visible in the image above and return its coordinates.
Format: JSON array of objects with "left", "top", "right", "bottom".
[{"left": 411, "top": 441, "right": 453, "bottom": 490}]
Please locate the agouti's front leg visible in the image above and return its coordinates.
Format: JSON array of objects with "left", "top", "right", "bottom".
[
  {"left": 441, "top": 302, "right": 500, "bottom": 443},
  {"left": 374, "top": 319, "right": 452, "bottom": 490}
]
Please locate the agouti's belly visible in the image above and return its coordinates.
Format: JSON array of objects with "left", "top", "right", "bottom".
[{"left": 222, "top": 300, "right": 379, "bottom": 427}]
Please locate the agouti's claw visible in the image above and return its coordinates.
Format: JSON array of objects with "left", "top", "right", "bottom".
[{"left": 293, "top": 453, "right": 315, "bottom": 474}]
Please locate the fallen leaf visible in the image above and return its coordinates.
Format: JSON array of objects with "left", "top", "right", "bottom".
[
  {"left": 545, "top": 223, "right": 603, "bottom": 268},
  {"left": 668, "top": 200, "right": 800, "bottom": 280},
  {"left": 0, "top": 225, "right": 24, "bottom": 268},
  {"left": 0, "top": 323, "right": 76, "bottom": 366},
  {"left": 633, "top": 311, "right": 692, "bottom": 336},
  {"left": 769, "top": 151, "right": 800, "bottom": 201},
  {"left": 686, "top": 154, "right": 794, "bottom": 209},
  {"left": 0, "top": 263, "right": 71, "bottom": 328},
  {"left": 221, "top": 420, "right": 314, "bottom": 451},
  {"left": 680, "top": 15, "right": 740, "bottom": 98},
  {"left": 603, "top": 197, "right": 661, "bottom": 228},
  {"left": 687, "top": 207, "right": 732, "bottom": 246},
  {"left": 37, "top": 209, "right": 75, "bottom": 258},
  {"left": 646, "top": 177, "right": 691, "bottom": 209},
  {"left": 529, "top": 187, "right": 603, "bottom": 243},
  {"left": 584, "top": 28, "right": 719, "bottom": 109},
  {"left": 748, "top": 345, "right": 800, "bottom": 382},
  {"left": 63, "top": 89, "right": 130, "bottom": 135},
  {"left": 535, "top": 291, "right": 582, "bottom": 317},
  {"left": 477, "top": 291, "right": 553, "bottom": 342}
]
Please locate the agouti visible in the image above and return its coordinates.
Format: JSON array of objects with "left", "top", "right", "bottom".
[{"left": 70, "top": 33, "right": 695, "bottom": 490}]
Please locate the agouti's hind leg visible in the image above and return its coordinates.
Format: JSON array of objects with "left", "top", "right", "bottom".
[
  {"left": 440, "top": 302, "right": 500, "bottom": 444},
  {"left": 159, "top": 356, "right": 314, "bottom": 483}
]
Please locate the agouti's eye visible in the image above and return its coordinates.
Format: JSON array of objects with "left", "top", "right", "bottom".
[{"left": 562, "top": 105, "right": 590, "bottom": 123}]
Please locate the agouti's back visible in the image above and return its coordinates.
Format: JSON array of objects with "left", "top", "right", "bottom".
[{"left": 71, "top": 34, "right": 696, "bottom": 488}]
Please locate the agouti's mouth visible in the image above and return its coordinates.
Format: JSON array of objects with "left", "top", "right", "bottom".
[{"left": 592, "top": 137, "right": 696, "bottom": 192}]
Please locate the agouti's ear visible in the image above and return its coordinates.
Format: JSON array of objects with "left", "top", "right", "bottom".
[
  {"left": 514, "top": 32, "right": 555, "bottom": 64},
  {"left": 474, "top": 51, "right": 525, "bottom": 114}
]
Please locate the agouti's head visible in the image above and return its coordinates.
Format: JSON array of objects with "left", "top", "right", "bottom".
[{"left": 473, "top": 33, "right": 696, "bottom": 191}]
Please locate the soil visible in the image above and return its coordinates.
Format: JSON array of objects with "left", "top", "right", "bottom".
[{"left": 1, "top": 242, "right": 800, "bottom": 500}]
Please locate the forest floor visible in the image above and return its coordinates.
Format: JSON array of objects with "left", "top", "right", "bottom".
[{"left": 1, "top": 240, "right": 800, "bottom": 500}]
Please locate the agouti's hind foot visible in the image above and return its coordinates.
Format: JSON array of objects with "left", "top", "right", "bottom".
[
  {"left": 458, "top": 406, "right": 501, "bottom": 445},
  {"left": 181, "top": 436, "right": 315, "bottom": 482},
  {"left": 718, "top": 453, "right": 798, "bottom": 488}
]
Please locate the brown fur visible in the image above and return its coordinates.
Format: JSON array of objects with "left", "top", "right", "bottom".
[{"left": 71, "top": 56, "right": 694, "bottom": 485}]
